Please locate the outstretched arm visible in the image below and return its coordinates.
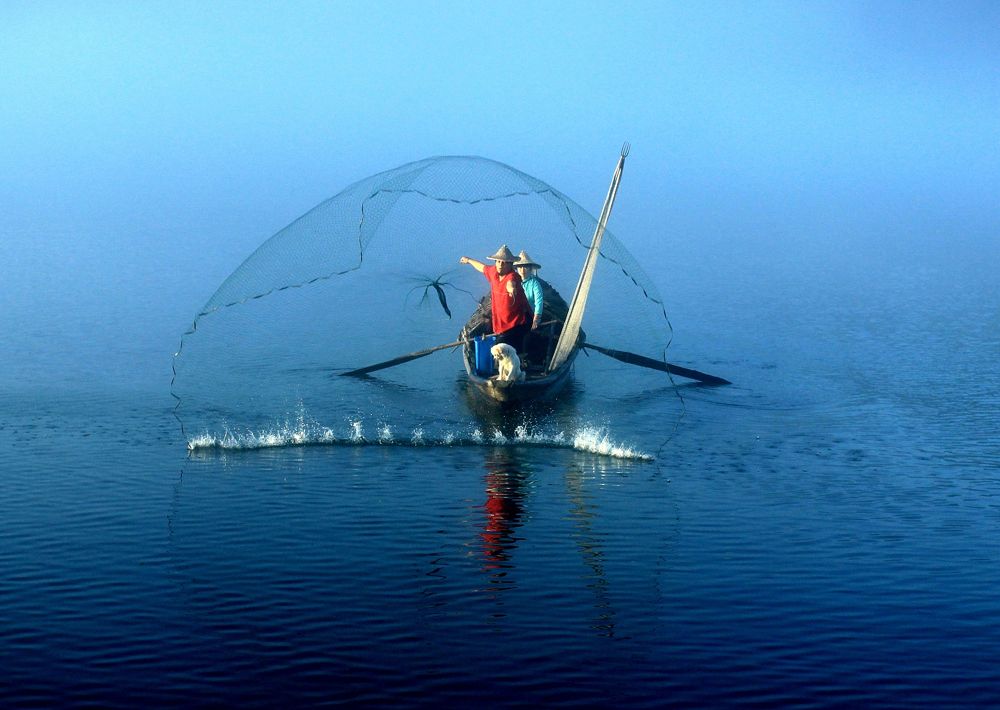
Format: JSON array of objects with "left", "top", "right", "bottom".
[{"left": 459, "top": 256, "right": 486, "bottom": 273}]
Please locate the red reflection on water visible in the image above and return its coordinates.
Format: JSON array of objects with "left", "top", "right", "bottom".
[{"left": 479, "top": 451, "right": 527, "bottom": 572}]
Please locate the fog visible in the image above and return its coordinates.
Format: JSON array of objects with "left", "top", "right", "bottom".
[{"left": 2, "top": 1, "right": 997, "bottom": 386}]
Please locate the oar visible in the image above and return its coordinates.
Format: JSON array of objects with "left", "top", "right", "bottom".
[
  {"left": 583, "top": 343, "right": 731, "bottom": 385},
  {"left": 340, "top": 338, "right": 477, "bottom": 377}
]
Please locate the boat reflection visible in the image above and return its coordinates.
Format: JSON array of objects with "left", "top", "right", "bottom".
[
  {"left": 564, "top": 463, "right": 616, "bottom": 637},
  {"left": 473, "top": 446, "right": 618, "bottom": 636},
  {"left": 479, "top": 448, "right": 529, "bottom": 584}
]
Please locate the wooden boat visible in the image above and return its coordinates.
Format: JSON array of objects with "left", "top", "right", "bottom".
[{"left": 459, "top": 280, "right": 583, "bottom": 404}]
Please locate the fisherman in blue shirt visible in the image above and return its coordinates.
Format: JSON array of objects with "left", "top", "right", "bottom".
[
  {"left": 514, "top": 251, "right": 543, "bottom": 330},
  {"left": 513, "top": 251, "right": 546, "bottom": 368}
]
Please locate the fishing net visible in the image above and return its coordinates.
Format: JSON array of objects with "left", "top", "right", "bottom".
[{"left": 172, "top": 156, "right": 676, "bottom": 448}]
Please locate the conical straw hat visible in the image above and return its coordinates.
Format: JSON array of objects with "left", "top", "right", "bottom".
[
  {"left": 514, "top": 250, "right": 540, "bottom": 269},
  {"left": 487, "top": 244, "right": 517, "bottom": 262}
]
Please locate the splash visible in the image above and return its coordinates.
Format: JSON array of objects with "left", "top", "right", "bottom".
[
  {"left": 571, "top": 426, "right": 652, "bottom": 460},
  {"left": 186, "top": 416, "right": 652, "bottom": 461}
]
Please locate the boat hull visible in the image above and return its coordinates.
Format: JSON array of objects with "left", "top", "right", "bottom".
[{"left": 462, "top": 338, "right": 581, "bottom": 404}]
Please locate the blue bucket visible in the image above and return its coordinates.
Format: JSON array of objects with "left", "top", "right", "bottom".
[{"left": 473, "top": 335, "right": 497, "bottom": 376}]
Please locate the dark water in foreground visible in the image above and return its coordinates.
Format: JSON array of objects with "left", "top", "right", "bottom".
[{"left": 2, "top": 253, "right": 998, "bottom": 707}]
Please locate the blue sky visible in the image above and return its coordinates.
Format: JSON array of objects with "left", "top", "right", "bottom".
[{"left": 2, "top": 1, "right": 997, "bottom": 356}]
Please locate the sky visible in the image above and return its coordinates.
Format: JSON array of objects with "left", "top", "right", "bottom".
[{"left": 1, "top": 1, "right": 997, "bottom": 380}]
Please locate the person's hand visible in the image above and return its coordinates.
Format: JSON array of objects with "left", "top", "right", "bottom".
[
  {"left": 459, "top": 256, "right": 469, "bottom": 264},
  {"left": 531, "top": 317, "right": 540, "bottom": 330}
]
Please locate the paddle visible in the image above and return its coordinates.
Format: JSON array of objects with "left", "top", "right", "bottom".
[
  {"left": 583, "top": 343, "right": 731, "bottom": 385},
  {"left": 340, "top": 338, "right": 476, "bottom": 377}
]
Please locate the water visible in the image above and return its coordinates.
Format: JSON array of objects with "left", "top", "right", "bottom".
[{"left": 2, "top": 240, "right": 998, "bottom": 707}]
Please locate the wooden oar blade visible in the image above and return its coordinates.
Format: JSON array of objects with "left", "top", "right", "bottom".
[
  {"left": 663, "top": 362, "right": 731, "bottom": 386},
  {"left": 584, "top": 343, "right": 731, "bottom": 385}
]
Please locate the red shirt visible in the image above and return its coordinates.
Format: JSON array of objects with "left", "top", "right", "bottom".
[{"left": 484, "top": 265, "right": 530, "bottom": 334}]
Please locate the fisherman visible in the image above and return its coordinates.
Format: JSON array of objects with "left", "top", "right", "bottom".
[
  {"left": 514, "top": 250, "right": 546, "bottom": 367},
  {"left": 459, "top": 244, "right": 531, "bottom": 350},
  {"left": 514, "top": 251, "right": 543, "bottom": 331}
]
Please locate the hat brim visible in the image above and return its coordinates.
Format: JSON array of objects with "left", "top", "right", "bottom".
[{"left": 487, "top": 244, "right": 518, "bottom": 261}]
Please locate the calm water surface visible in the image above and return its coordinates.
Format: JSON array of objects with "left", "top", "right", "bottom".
[{"left": 2, "top": 250, "right": 998, "bottom": 707}]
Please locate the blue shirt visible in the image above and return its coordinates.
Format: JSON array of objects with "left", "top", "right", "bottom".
[{"left": 521, "top": 276, "right": 543, "bottom": 318}]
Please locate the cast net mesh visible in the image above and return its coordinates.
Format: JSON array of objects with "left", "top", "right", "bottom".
[{"left": 172, "top": 156, "right": 676, "bottom": 446}]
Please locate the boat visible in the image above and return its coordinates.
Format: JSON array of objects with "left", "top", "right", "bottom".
[{"left": 459, "top": 280, "right": 583, "bottom": 404}]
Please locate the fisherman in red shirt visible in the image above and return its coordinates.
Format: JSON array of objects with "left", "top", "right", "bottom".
[{"left": 459, "top": 244, "right": 531, "bottom": 350}]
